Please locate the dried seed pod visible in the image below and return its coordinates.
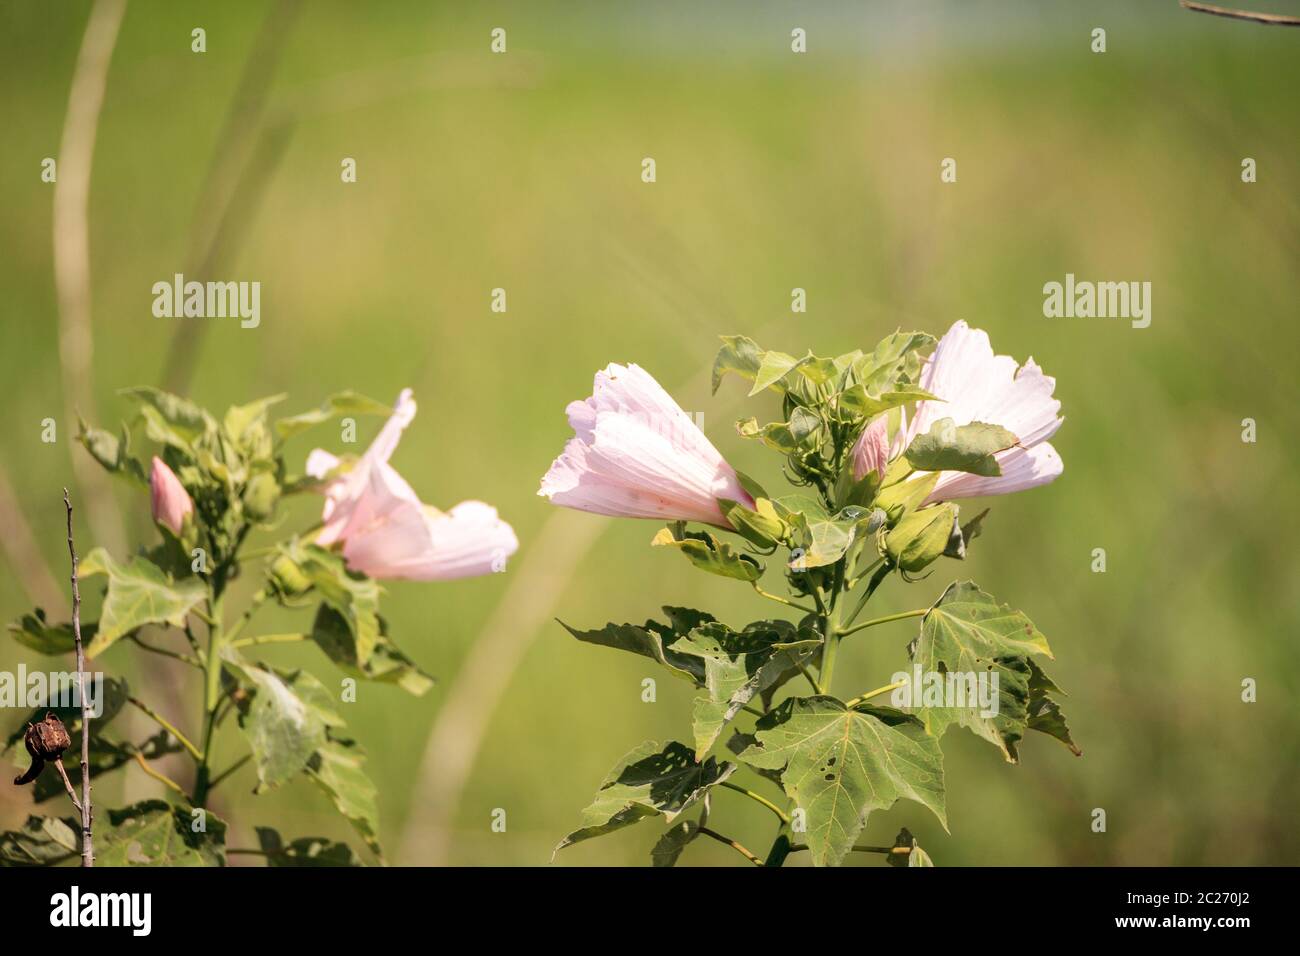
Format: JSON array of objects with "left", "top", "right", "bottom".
[{"left": 13, "top": 712, "right": 72, "bottom": 786}]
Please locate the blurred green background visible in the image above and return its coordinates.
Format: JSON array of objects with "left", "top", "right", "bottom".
[{"left": 2, "top": 0, "right": 1298, "bottom": 866}]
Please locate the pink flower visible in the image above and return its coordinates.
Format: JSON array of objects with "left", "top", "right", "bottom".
[
  {"left": 884, "top": 321, "right": 1063, "bottom": 502},
  {"left": 539, "top": 363, "right": 754, "bottom": 528},
  {"left": 149, "top": 456, "right": 193, "bottom": 535},
  {"left": 850, "top": 415, "right": 890, "bottom": 482},
  {"left": 306, "top": 389, "right": 518, "bottom": 580}
]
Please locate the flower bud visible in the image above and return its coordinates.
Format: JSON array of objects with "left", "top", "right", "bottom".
[
  {"left": 268, "top": 554, "right": 312, "bottom": 598},
  {"left": 850, "top": 416, "right": 891, "bottom": 482},
  {"left": 150, "top": 456, "right": 194, "bottom": 536},
  {"left": 242, "top": 472, "right": 280, "bottom": 522}
]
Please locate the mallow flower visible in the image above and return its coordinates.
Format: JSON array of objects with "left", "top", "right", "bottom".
[
  {"left": 149, "top": 456, "right": 193, "bottom": 536},
  {"left": 539, "top": 363, "right": 754, "bottom": 528},
  {"left": 306, "top": 389, "right": 518, "bottom": 580},
  {"left": 854, "top": 320, "right": 1063, "bottom": 502}
]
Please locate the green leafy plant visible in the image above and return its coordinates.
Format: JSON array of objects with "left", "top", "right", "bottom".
[
  {"left": 3, "top": 387, "right": 516, "bottom": 866},
  {"left": 541, "top": 322, "right": 1080, "bottom": 866}
]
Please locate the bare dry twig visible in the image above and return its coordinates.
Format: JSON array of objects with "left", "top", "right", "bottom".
[
  {"left": 63, "top": 489, "right": 94, "bottom": 867},
  {"left": 1179, "top": 0, "right": 1300, "bottom": 25}
]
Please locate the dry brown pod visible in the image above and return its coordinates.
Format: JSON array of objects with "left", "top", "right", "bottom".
[{"left": 13, "top": 712, "right": 72, "bottom": 786}]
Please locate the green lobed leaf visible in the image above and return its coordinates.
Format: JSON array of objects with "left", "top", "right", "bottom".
[
  {"left": 77, "top": 420, "right": 148, "bottom": 485},
  {"left": 738, "top": 696, "right": 947, "bottom": 867},
  {"left": 559, "top": 607, "right": 712, "bottom": 685},
  {"left": 736, "top": 407, "right": 823, "bottom": 455},
  {"left": 78, "top": 548, "right": 207, "bottom": 656},
  {"left": 651, "top": 522, "right": 763, "bottom": 582},
  {"left": 309, "top": 606, "right": 434, "bottom": 697},
  {"left": 119, "top": 387, "right": 218, "bottom": 453},
  {"left": 711, "top": 335, "right": 765, "bottom": 394},
  {"left": 772, "top": 495, "right": 875, "bottom": 569},
  {"left": 255, "top": 827, "right": 362, "bottom": 867},
  {"left": 223, "top": 651, "right": 336, "bottom": 790},
  {"left": 96, "top": 800, "right": 227, "bottom": 866},
  {"left": 273, "top": 542, "right": 381, "bottom": 666},
  {"left": 275, "top": 391, "right": 393, "bottom": 440},
  {"left": 554, "top": 741, "right": 735, "bottom": 856},
  {"left": 749, "top": 350, "right": 811, "bottom": 396},
  {"left": 905, "top": 418, "right": 1019, "bottom": 477},
  {"left": 7, "top": 608, "right": 98, "bottom": 656},
  {"left": 306, "top": 734, "right": 382, "bottom": 858},
  {"left": 908, "top": 580, "right": 1057, "bottom": 763},
  {"left": 651, "top": 817, "right": 702, "bottom": 867},
  {"left": 0, "top": 815, "right": 81, "bottom": 866},
  {"left": 716, "top": 497, "right": 788, "bottom": 549},
  {"left": 669, "top": 620, "right": 822, "bottom": 757}
]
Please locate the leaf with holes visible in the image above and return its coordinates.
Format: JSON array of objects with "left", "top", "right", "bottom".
[
  {"left": 554, "top": 741, "right": 735, "bottom": 856},
  {"left": 908, "top": 580, "right": 1060, "bottom": 762},
  {"left": 738, "top": 697, "right": 946, "bottom": 867},
  {"left": 78, "top": 549, "right": 207, "bottom": 656}
]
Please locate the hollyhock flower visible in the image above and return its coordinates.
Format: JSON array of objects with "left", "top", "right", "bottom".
[
  {"left": 539, "top": 363, "right": 754, "bottom": 528},
  {"left": 852, "top": 321, "right": 1063, "bottom": 502},
  {"left": 306, "top": 389, "right": 518, "bottom": 580},
  {"left": 149, "top": 456, "right": 193, "bottom": 535}
]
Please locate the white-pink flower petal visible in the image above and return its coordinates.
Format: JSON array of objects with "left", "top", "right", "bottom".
[{"left": 539, "top": 363, "right": 754, "bottom": 527}]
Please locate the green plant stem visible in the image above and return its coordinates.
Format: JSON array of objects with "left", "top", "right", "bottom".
[
  {"left": 207, "top": 753, "right": 252, "bottom": 791},
  {"left": 133, "top": 753, "right": 187, "bottom": 796},
  {"left": 720, "top": 781, "right": 790, "bottom": 824},
  {"left": 127, "top": 696, "right": 202, "bottom": 761},
  {"left": 223, "top": 587, "right": 268, "bottom": 645},
  {"left": 128, "top": 634, "right": 201, "bottom": 668},
  {"left": 845, "top": 678, "right": 908, "bottom": 709},
  {"left": 837, "top": 607, "right": 926, "bottom": 638},
  {"left": 842, "top": 559, "right": 894, "bottom": 628},
  {"left": 697, "top": 827, "right": 764, "bottom": 866},
  {"left": 788, "top": 843, "right": 910, "bottom": 857},
  {"left": 229, "top": 631, "right": 307, "bottom": 649},
  {"left": 751, "top": 582, "right": 815, "bottom": 614},
  {"left": 192, "top": 594, "right": 225, "bottom": 807}
]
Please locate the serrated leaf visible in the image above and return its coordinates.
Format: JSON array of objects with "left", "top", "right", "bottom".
[
  {"left": 748, "top": 350, "right": 809, "bottom": 396},
  {"left": 560, "top": 607, "right": 711, "bottom": 685},
  {"left": 670, "top": 620, "right": 822, "bottom": 757},
  {"left": 309, "top": 605, "right": 434, "bottom": 697},
  {"left": 1026, "top": 659, "right": 1081, "bottom": 756},
  {"left": 0, "top": 816, "right": 81, "bottom": 866},
  {"left": 97, "top": 800, "right": 227, "bottom": 866},
  {"left": 651, "top": 522, "right": 763, "bottom": 582},
  {"left": 738, "top": 697, "right": 947, "bottom": 867},
  {"left": 78, "top": 549, "right": 207, "bottom": 656},
  {"left": 255, "top": 827, "right": 362, "bottom": 867},
  {"left": 7, "top": 608, "right": 98, "bottom": 656},
  {"left": 555, "top": 741, "right": 735, "bottom": 856},
  {"left": 119, "top": 387, "right": 218, "bottom": 453},
  {"left": 905, "top": 418, "right": 1019, "bottom": 477},
  {"left": 224, "top": 652, "right": 334, "bottom": 790},
  {"left": 772, "top": 496, "right": 873, "bottom": 569},
  {"left": 908, "top": 581, "right": 1054, "bottom": 762},
  {"left": 306, "top": 735, "right": 382, "bottom": 858},
  {"left": 712, "top": 335, "right": 765, "bottom": 394},
  {"left": 275, "top": 542, "right": 381, "bottom": 665},
  {"left": 275, "top": 391, "right": 393, "bottom": 440},
  {"left": 650, "top": 818, "right": 701, "bottom": 867}
]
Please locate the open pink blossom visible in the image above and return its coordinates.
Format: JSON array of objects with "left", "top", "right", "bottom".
[
  {"left": 149, "top": 456, "right": 193, "bottom": 535},
  {"left": 539, "top": 363, "right": 754, "bottom": 528},
  {"left": 306, "top": 389, "right": 518, "bottom": 580},
  {"left": 852, "top": 321, "right": 1063, "bottom": 502}
]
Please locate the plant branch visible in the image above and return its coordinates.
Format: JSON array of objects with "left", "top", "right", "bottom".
[
  {"left": 128, "top": 634, "right": 202, "bottom": 668},
  {"left": 127, "top": 696, "right": 203, "bottom": 761},
  {"left": 837, "top": 607, "right": 927, "bottom": 638},
  {"left": 132, "top": 753, "right": 187, "bottom": 797},
  {"left": 697, "top": 827, "right": 764, "bottom": 866},
  {"left": 720, "top": 780, "right": 790, "bottom": 824},
  {"left": 229, "top": 631, "right": 307, "bottom": 649},
  {"left": 845, "top": 678, "right": 909, "bottom": 709},
  {"left": 207, "top": 754, "right": 252, "bottom": 792},
  {"left": 1179, "top": 0, "right": 1300, "bottom": 25},
  {"left": 63, "top": 489, "right": 93, "bottom": 867},
  {"left": 52, "top": 758, "right": 83, "bottom": 814},
  {"left": 750, "top": 582, "right": 815, "bottom": 614}
]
